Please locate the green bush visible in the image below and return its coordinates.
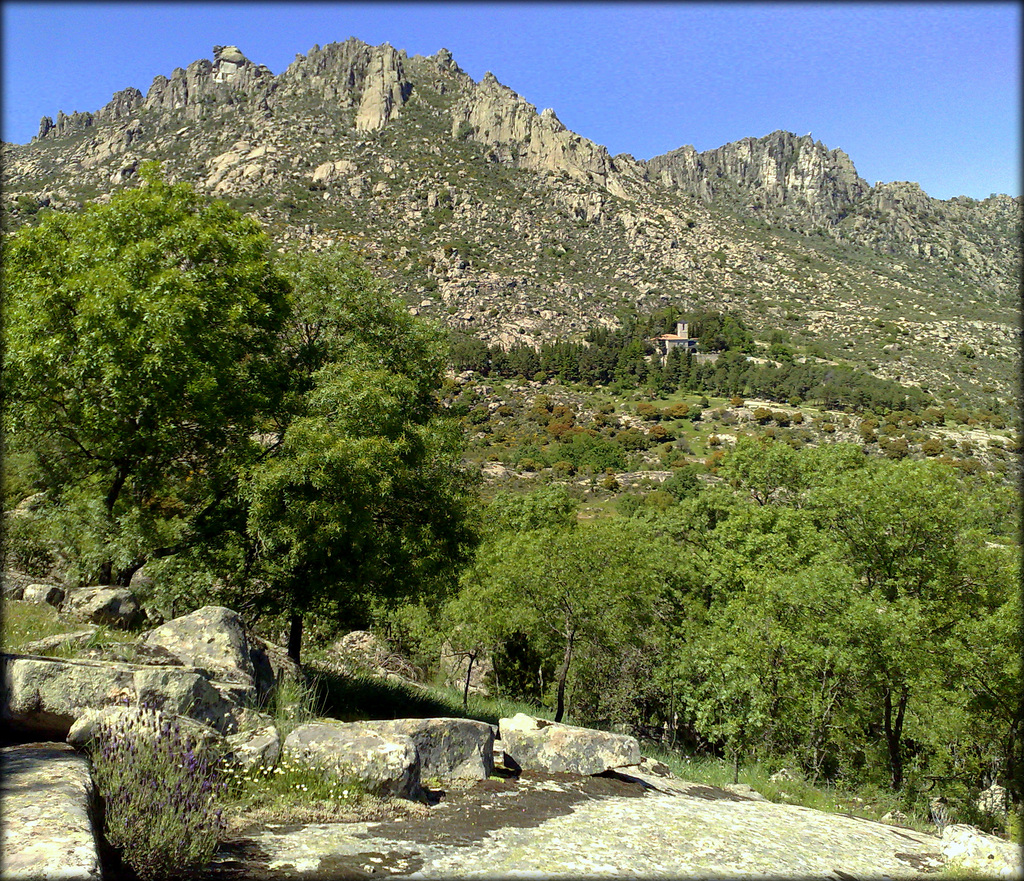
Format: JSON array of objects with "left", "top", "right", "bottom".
[{"left": 89, "top": 708, "right": 226, "bottom": 879}]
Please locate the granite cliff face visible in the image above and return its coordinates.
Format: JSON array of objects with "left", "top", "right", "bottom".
[
  {"left": 3, "top": 39, "right": 1019, "bottom": 407},
  {"left": 647, "top": 130, "right": 869, "bottom": 225},
  {"left": 645, "top": 132, "right": 1017, "bottom": 293}
]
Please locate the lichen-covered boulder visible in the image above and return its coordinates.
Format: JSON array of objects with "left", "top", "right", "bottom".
[
  {"left": 365, "top": 717, "right": 495, "bottom": 780},
  {"left": 499, "top": 713, "right": 640, "bottom": 776},
  {"left": 283, "top": 721, "right": 420, "bottom": 798},
  {"left": 63, "top": 586, "right": 142, "bottom": 629},
  {"left": 1, "top": 653, "right": 255, "bottom": 738},
  {"left": 941, "top": 823, "right": 1022, "bottom": 877},
  {"left": 143, "top": 605, "right": 255, "bottom": 683},
  {"left": 21, "top": 583, "right": 65, "bottom": 607},
  {"left": 226, "top": 724, "right": 282, "bottom": 768},
  {"left": 1, "top": 743, "right": 101, "bottom": 880}
]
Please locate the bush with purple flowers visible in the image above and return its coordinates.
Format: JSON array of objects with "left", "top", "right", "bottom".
[{"left": 89, "top": 706, "right": 227, "bottom": 880}]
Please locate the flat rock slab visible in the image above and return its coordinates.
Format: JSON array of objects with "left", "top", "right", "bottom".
[
  {"left": 1, "top": 742, "right": 102, "bottom": 881},
  {"left": 209, "top": 772, "right": 955, "bottom": 879}
]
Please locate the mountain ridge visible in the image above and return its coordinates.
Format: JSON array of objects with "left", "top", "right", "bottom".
[{"left": 3, "top": 39, "right": 1019, "bottom": 407}]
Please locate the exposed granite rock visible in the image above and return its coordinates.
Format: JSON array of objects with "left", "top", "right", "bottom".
[
  {"left": 226, "top": 724, "right": 282, "bottom": 768},
  {"left": 2, "top": 653, "right": 255, "bottom": 737},
  {"left": 940, "top": 823, "right": 1022, "bottom": 877},
  {"left": 21, "top": 583, "right": 65, "bottom": 607},
  {"left": 210, "top": 769, "right": 959, "bottom": 878},
  {"left": 283, "top": 720, "right": 421, "bottom": 798},
  {"left": 62, "top": 585, "right": 142, "bottom": 628},
  {"left": 1, "top": 742, "right": 101, "bottom": 881},
  {"left": 366, "top": 717, "right": 495, "bottom": 780},
  {"left": 648, "top": 130, "right": 868, "bottom": 225},
  {"left": 355, "top": 43, "right": 411, "bottom": 131},
  {"left": 143, "top": 605, "right": 255, "bottom": 684},
  {"left": 499, "top": 712, "right": 640, "bottom": 775},
  {"left": 452, "top": 71, "right": 642, "bottom": 198}
]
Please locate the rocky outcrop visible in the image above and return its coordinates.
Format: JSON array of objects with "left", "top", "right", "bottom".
[
  {"left": 142, "top": 45, "right": 274, "bottom": 117},
  {"left": 452, "top": 73, "right": 641, "bottom": 198},
  {"left": 226, "top": 724, "right": 282, "bottom": 768},
  {"left": 1, "top": 743, "right": 102, "bottom": 881},
  {"left": 1, "top": 653, "right": 255, "bottom": 738},
  {"left": 368, "top": 718, "right": 495, "bottom": 780},
  {"left": 646, "top": 131, "right": 1020, "bottom": 294},
  {"left": 499, "top": 713, "right": 640, "bottom": 775},
  {"left": 63, "top": 586, "right": 143, "bottom": 629},
  {"left": 276, "top": 39, "right": 411, "bottom": 128},
  {"left": 143, "top": 605, "right": 255, "bottom": 684},
  {"left": 940, "top": 823, "right": 1021, "bottom": 876},
  {"left": 355, "top": 44, "right": 411, "bottom": 131},
  {"left": 283, "top": 721, "right": 421, "bottom": 798},
  {"left": 20, "top": 583, "right": 65, "bottom": 607},
  {"left": 647, "top": 130, "right": 868, "bottom": 225}
]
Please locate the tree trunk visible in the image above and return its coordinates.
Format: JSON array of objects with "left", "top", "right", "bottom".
[
  {"left": 99, "top": 464, "right": 131, "bottom": 586},
  {"left": 462, "top": 651, "right": 477, "bottom": 711},
  {"left": 98, "top": 560, "right": 113, "bottom": 585},
  {"left": 287, "top": 612, "right": 303, "bottom": 665},
  {"left": 883, "top": 685, "right": 909, "bottom": 790},
  {"left": 553, "top": 630, "right": 575, "bottom": 723}
]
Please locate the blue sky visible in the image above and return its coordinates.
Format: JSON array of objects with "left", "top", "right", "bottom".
[{"left": 3, "top": 2, "right": 1019, "bottom": 199}]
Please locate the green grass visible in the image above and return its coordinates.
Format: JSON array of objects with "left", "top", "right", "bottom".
[
  {"left": 305, "top": 657, "right": 552, "bottom": 728},
  {"left": 2, "top": 598, "right": 141, "bottom": 655},
  {"left": 2, "top": 598, "right": 77, "bottom": 649},
  {"left": 641, "top": 744, "right": 935, "bottom": 832},
  {"left": 221, "top": 753, "right": 365, "bottom": 818}
]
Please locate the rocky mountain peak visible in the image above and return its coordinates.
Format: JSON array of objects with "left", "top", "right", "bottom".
[
  {"left": 646, "top": 129, "right": 869, "bottom": 225},
  {"left": 276, "top": 39, "right": 412, "bottom": 130}
]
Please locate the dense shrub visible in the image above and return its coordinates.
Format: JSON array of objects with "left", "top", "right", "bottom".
[{"left": 89, "top": 708, "right": 226, "bottom": 879}]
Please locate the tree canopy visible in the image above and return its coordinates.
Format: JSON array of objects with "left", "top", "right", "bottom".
[{"left": 3, "top": 165, "right": 289, "bottom": 585}]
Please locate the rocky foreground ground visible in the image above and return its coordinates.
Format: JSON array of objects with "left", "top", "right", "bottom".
[
  {"left": 2, "top": 590, "right": 1020, "bottom": 880},
  {"left": 5, "top": 740, "right": 1020, "bottom": 880}
]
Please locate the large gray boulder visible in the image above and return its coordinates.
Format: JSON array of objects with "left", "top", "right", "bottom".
[
  {"left": 283, "top": 721, "right": 421, "bottom": 798},
  {"left": 499, "top": 713, "right": 640, "bottom": 776},
  {"left": 366, "top": 717, "right": 495, "bottom": 780},
  {"left": 143, "top": 605, "right": 255, "bottom": 683},
  {"left": 940, "top": 823, "right": 1022, "bottom": 877},
  {"left": 63, "top": 586, "right": 142, "bottom": 629},
  {"left": 21, "top": 583, "right": 65, "bottom": 607},
  {"left": 1, "top": 743, "right": 101, "bottom": 880},
  {"left": 1, "top": 653, "right": 255, "bottom": 738}
]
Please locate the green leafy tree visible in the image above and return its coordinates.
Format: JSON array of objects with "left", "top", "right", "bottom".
[
  {"left": 454, "top": 518, "right": 666, "bottom": 722},
  {"left": 237, "top": 249, "right": 478, "bottom": 663},
  {"left": 811, "top": 458, "right": 999, "bottom": 790},
  {"left": 2, "top": 166, "right": 289, "bottom": 585}
]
